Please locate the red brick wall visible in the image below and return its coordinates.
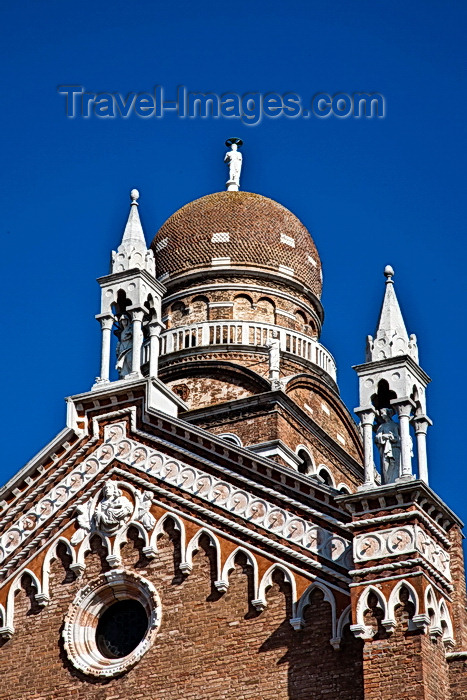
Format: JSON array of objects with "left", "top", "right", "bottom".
[
  {"left": 448, "top": 526, "right": 467, "bottom": 650},
  {"left": 449, "top": 658, "right": 467, "bottom": 699},
  {"left": 0, "top": 528, "right": 363, "bottom": 700},
  {"left": 197, "top": 407, "right": 361, "bottom": 492},
  {"left": 362, "top": 602, "right": 451, "bottom": 700}
]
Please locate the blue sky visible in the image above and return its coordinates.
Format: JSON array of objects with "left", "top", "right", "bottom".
[{"left": 1, "top": 1, "right": 466, "bottom": 527}]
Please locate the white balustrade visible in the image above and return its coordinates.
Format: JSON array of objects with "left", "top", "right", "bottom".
[{"left": 143, "top": 321, "right": 337, "bottom": 381}]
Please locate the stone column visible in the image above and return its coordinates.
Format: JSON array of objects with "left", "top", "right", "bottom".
[
  {"left": 96, "top": 314, "right": 114, "bottom": 382},
  {"left": 412, "top": 415, "right": 432, "bottom": 484},
  {"left": 130, "top": 309, "right": 145, "bottom": 376},
  {"left": 148, "top": 321, "right": 162, "bottom": 378},
  {"left": 355, "top": 406, "right": 376, "bottom": 488},
  {"left": 392, "top": 398, "right": 415, "bottom": 479}
]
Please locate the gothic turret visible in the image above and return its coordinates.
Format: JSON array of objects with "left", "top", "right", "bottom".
[
  {"left": 353, "top": 266, "right": 432, "bottom": 488},
  {"left": 93, "top": 189, "right": 164, "bottom": 387}
]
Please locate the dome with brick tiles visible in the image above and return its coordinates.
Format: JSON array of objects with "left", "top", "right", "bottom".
[{"left": 151, "top": 191, "right": 323, "bottom": 297}]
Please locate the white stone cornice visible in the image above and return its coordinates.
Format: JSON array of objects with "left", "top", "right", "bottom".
[
  {"left": 346, "top": 510, "right": 451, "bottom": 548},
  {"left": 0, "top": 420, "right": 352, "bottom": 575},
  {"left": 349, "top": 557, "right": 453, "bottom": 589}
]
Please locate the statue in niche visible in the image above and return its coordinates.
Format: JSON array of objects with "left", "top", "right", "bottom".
[
  {"left": 224, "top": 138, "right": 243, "bottom": 188},
  {"left": 374, "top": 408, "right": 401, "bottom": 484},
  {"left": 136, "top": 490, "right": 156, "bottom": 531},
  {"left": 266, "top": 331, "right": 281, "bottom": 389},
  {"left": 70, "top": 483, "right": 155, "bottom": 545},
  {"left": 94, "top": 482, "right": 133, "bottom": 536},
  {"left": 115, "top": 313, "right": 133, "bottom": 378}
]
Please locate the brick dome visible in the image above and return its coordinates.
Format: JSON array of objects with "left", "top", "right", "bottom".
[{"left": 152, "top": 191, "right": 322, "bottom": 297}]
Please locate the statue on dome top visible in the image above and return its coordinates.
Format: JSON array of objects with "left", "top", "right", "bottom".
[{"left": 224, "top": 137, "right": 243, "bottom": 191}]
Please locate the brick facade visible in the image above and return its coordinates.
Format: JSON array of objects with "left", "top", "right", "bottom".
[
  {"left": 1, "top": 184, "right": 466, "bottom": 700},
  {"left": 0, "top": 528, "right": 364, "bottom": 700}
]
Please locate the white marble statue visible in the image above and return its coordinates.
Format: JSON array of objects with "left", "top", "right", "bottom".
[
  {"left": 94, "top": 482, "right": 133, "bottom": 536},
  {"left": 375, "top": 408, "right": 401, "bottom": 484},
  {"left": 116, "top": 314, "right": 133, "bottom": 378},
  {"left": 136, "top": 490, "right": 156, "bottom": 531},
  {"left": 266, "top": 331, "right": 281, "bottom": 389},
  {"left": 224, "top": 142, "right": 243, "bottom": 188}
]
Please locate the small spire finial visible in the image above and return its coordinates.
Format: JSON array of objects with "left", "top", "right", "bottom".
[
  {"left": 384, "top": 264, "right": 394, "bottom": 283},
  {"left": 130, "top": 188, "right": 140, "bottom": 205},
  {"left": 224, "top": 138, "right": 243, "bottom": 192}
]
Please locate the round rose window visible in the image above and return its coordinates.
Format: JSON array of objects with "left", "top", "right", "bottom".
[
  {"left": 96, "top": 599, "right": 149, "bottom": 658},
  {"left": 63, "top": 571, "right": 161, "bottom": 677}
]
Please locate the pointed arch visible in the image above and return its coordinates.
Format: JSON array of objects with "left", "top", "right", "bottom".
[
  {"left": 336, "top": 604, "right": 352, "bottom": 642},
  {"left": 75, "top": 529, "right": 111, "bottom": 574},
  {"left": 424, "top": 584, "right": 439, "bottom": 624},
  {"left": 387, "top": 580, "right": 419, "bottom": 631},
  {"left": 352, "top": 585, "right": 389, "bottom": 638},
  {"left": 149, "top": 512, "right": 187, "bottom": 564},
  {"left": 256, "top": 563, "right": 297, "bottom": 613},
  {"left": 215, "top": 547, "right": 260, "bottom": 597},
  {"left": 5, "top": 568, "right": 44, "bottom": 634},
  {"left": 438, "top": 598, "right": 454, "bottom": 646},
  {"left": 42, "top": 536, "right": 77, "bottom": 601},
  {"left": 292, "top": 581, "right": 337, "bottom": 640},
  {"left": 184, "top": 527, "right": 222, "bottom": 578},
  {"left": 113, "top": 521, "right": 151, "bottom": 562}
]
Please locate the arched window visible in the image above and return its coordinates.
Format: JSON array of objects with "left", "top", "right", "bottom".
[
  {"left": 219, "top": 433, "right": 243, "bottom": 447},
  {"left": 191, "top": 296, "right": 209, "bottom": 323},
  {"left": 297, "top": 448, "right": 313, "bottom": 475},
  {"left": 170, "top": 301, "right": 188, "bottom": 328},
  {"left": 256, "top": 297, "right": 276, "bottom": 324},
  {"left": 318, "top": 467, "right": 333, "bottom": 487},
  {"left": 233, "top": 294, "right": 255, "bottom": 321}
]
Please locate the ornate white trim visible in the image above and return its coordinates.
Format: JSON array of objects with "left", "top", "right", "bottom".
[
  {"left": 62, "top": 570, "right": 161, "bottom": 677},
  {"left": 353, "top": 525, "right": 450, "bottom": 580},
  {"left": 0, "top": 421, "right": 351, "bottom": 570}
]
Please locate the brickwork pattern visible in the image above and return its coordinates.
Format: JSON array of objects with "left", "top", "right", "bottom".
[
  {"left": 152, "top": 192, "right": 322, "bottom": 296},
  {"left": 362, "top": 603, "right": 451, "bottom": 700},
  {"left": 449, "top": 658, "right": 467, "bottom": 699},
  {"left": 0, "top": 526, "right": 364, "bottom": 700}
]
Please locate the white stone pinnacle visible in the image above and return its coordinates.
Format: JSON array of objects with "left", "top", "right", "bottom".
[
  {"left": 366, "top": 265, "right": 418, "bottom": 363},
  {"left": 121, "top": 189, "right": 145, "bottom": 248},
  {"left": 111, "top": 189, "right": 155, "bottom": 275}
]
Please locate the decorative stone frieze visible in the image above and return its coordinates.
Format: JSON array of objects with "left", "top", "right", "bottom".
[
  {"left": 354, "top": 524, "right": 451, "bottom": 580},
  {"left": 0, "top": 421, "right": 352, "bottom": 570}
]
